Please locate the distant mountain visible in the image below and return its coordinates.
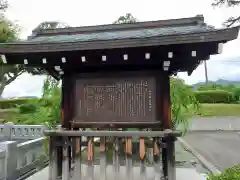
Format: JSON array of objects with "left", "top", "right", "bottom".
[
  {"left": 194, "top": 79, "right": 240, "bottom": 86},
  {"left": 19, "top": 96, "right": 38, "bottom": 99}
]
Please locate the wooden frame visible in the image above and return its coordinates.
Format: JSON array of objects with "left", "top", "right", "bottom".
[
  {"left": 59, "top": 70, "right": 169, "bottom": 129},
  {"left": 70, "top": 70, "right": 164, "bottom": 128}
]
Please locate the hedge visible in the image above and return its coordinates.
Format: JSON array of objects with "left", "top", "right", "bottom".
[
  {"left": 0, "top": 98, "right": 39, "bottom": 109},
  {"left": 194, "top": 90, "right": 236, "bottom": 103},
  {"left": 207, "top": 164, "right": 240, "bottom": 180}
]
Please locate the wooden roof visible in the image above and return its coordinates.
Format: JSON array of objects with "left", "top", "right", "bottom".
[
  {"left": 0, "top": 15, "right": 238, "bottom": 53},
  {"left": 0, "top": 15, "right": 239, "bottom": 78}
]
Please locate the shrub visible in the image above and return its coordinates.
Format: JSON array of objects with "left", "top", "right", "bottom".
[
  {"left": 0, "top": 98, "right": 39, "bottom": 109},
  {"left": 233, "top": 87, "right": 240, "bottom": 101},
  {"left": 19, "top": 103, "right": 37, "bottom": 114},
  {"left": 197, "top": 84, "right": 224, "bottom": 91},
  {"left": 194, "top": 90, "right": 236, "bottom": 103},
  {"left": 12, "top": 76, "right": 61, "bottom": 126},
  {"left": 207, "top": 164, "right": 240, "bottom": 180},
  {"left": 170, "top": 78, "right": 200, "bottom": 134}
]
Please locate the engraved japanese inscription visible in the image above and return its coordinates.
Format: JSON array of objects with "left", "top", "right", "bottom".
[{"left": 75, "top": 76, "right": 156, "bottom": 123}]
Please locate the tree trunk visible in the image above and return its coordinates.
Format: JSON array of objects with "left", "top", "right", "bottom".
[
  {"left": 0, "top": 81, "right": 6, "bottom": 96},
  {"left": 0, "top": 71, "right": 24, "bottom": 96}
]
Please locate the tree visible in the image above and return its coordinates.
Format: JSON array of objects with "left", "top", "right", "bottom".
[
  {"left": 0, "top": 2, "right": 70, "bottom": 96},
  {"left": 0, "top": 0, "right": 7, "bottom": 11},
  {"left": 212, "top": 0, "right": 240, "bottom": 27},
  {"left": 32, "top": 21, "right": 69, "bottom": 34},
  {"left": 113, "top": 13, "right": 137, "bottom": 24},
  {"left": 171, "top": 78, "right": 200, "bottom": 134},
  {"left": 0, "top": 0, "right": 23, "bottom": 95}
]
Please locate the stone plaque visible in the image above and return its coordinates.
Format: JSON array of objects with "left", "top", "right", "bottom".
[{"left": 74, "top": 75, "right": 156, "bottom": 123}]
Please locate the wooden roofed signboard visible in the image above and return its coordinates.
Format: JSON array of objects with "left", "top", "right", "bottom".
[{"left": 0, "top": 15, "right": 239, "bottom": 128}]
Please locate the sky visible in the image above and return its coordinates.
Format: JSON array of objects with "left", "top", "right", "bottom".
[{"left": 2, "top": 0, "right": 240, "bottom": 97}]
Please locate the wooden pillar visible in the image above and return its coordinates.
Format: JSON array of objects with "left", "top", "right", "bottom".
[
  {"left": 161, "top": 74, "right": 176, "bottom": 180},
  {"left": 59, "top": 75, "right": 75, "bottom": 176}
]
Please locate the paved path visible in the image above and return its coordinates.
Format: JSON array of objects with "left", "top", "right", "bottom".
[
  {"left": 26, "top": 141, "right": 208, "bottom": 180},
  {"left": 183, "top": 131, "right": 240, "bottom": 171},
  {"left": 188, "top": 117, "right": 240, "bottom": 131},
  {"left": 27, "top": 165, "right": 206, "bottom": 180},
  {"left": 26, "top": 116, "right": 240, "bottom": 179}
]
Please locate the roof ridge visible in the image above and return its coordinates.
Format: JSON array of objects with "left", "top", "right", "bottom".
[{"left": 31, "top": 15, "right": 204, "bottom": 37}]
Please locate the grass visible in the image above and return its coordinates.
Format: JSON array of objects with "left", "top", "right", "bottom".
[
  {"left": 199, "top": 103, "right": 240, "bottom": 117},
  {"left": 0, "top": 108, "right": 18, "bottom": 123}
]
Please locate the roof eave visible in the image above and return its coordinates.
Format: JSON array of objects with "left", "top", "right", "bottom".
[{"left": 0, "top": 27, "right": 238, "bottom": 54}]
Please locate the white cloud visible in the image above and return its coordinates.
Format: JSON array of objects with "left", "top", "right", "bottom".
[
  {"left": 2, "top": 74, "right": 46, "bottom": 98},
  {"left": 2, "top": 0, "right": 240, "bottom": 96}
]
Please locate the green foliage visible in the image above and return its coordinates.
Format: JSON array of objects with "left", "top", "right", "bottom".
[
  {"left": 0, "top": 16, "right": 20, "bottom": 43},
  {"left": 0, "top": 14, "right": 23, "bottom": 95},
  {"left": 207, "top": 164, "right": 240, "bottom": 180},
  {"left": 19, "top": 103, "right": 37, "bottom": 114},
  {"left": 196, "top": 84, "right": 234, "bottom": 91},
  {"left": 0, "top": 98, "right": 38, "bottom": 109},
  {"left": 171, "top": 78, "right": 200, "bottom": 134},
  {"left": 32, "top": 21, "right": 69, "bottom": 33},
  {"left": 113, "top": 13, "right": 137, "bottom": 24},
  {"left": 196, "top": 83, "right": 239, "bottom": 91},
  {"left": 12, "top": 76, "right": 61, "bottom": 127},
  {"left": 233, "top": 87, "right": 240, "bottom": 101},
  {"left": 194, "top": 90, "right": 236, "bottom": 103}
]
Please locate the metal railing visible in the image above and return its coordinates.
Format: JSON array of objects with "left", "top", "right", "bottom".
[{"left": 45, "top": 129, "right": 181, "bottom": 180}]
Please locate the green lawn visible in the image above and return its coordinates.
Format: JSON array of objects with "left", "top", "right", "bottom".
[
  {"left": 200, "top": 103, "right": 240, "bottom": 117},
  {"left": 0, "top": 108, "right": 18, "bottom": 123}
]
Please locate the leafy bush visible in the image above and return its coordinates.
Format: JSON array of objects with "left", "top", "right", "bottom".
[
  {"left": 207, "top": 164, "right": 240, "bottom": 180},
  {"left": 171, "top": 78, "right": 200, "bottom": 134},
  {"left": 196, "top": 84, "right": 237, "bottom": 92},
  {"left": 19, "top": 103, "right": 37, "bottom": 114},
  {"left": 233, "top": 87, "right": 240, "bottom": 101},
  {"left": 12, "top": 76, "right": 61, "bottom": 127},
  {"left": 0, "top": 98, "right": 38, "bottom": 109},
  {"left": 194, "top": 90, "right": 236, "bottom": 103}
]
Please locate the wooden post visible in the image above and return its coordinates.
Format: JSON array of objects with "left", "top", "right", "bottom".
[
  {"left": 161, "top": 74, "right": 176, "bottom": 180},
  {"left": 60, "top": 75, "right": 75, "bottom": 177},
  {"left": 49, "top": 136, "right": 58, "bottom": 180}
]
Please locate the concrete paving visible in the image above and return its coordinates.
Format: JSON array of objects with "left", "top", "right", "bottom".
[
  {"left": 26, "top": 140, "right": 208, "bottom": 180},
  {"left": 26, "top": 116, "right": 240, "bottom": 179},
  {"left": 188, "top": 116, "right": 240, "bottom": 131},
  {"left": 183, "top": 131, "right": 240, "bottom": 171},
  {"left": 27, "top": 165, "right": 206, "bottom": 180}
]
